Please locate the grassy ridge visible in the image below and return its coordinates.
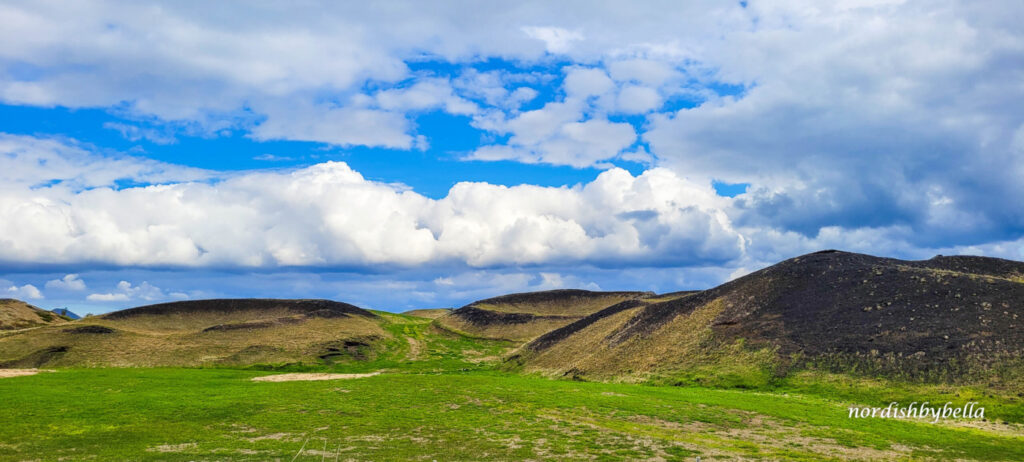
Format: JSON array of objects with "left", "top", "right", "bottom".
[
  {"left": 434, "top": 290, "right": 653, "bottom": 342},
  {"left": 0, "top": 305, "right": 515, "bottom": 369},
  {"left": 0, "top": 299, "right": 68, "bottom": 330},
  {"left": 1, "top": 368, "right": 1022, "bottom": 461}
]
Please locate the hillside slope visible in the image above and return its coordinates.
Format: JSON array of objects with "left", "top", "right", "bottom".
[
  {"left": 0, "top": 299, "right": 378, "bottom": 367},
  {"left": 0, "top": 299, "right": 67, "bottom": 330},
  {"left": 402, "top": 308, "right": 452, "bottom": 319},
  {"left": 0, "top": 298, "right": 513, "bottom": 369},
  {"left": 512, "top": 250, "right": 1024, "bottom": 385},
  {"left": 435, "top": 289, "right": 657, "bottom": 342}
]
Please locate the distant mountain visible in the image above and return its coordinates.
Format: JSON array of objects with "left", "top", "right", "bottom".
[
  {"left": 0, "top": 299, "right": 69, "bottom": 330},
  {"left": 511, "top": 250, "right": 1024, "bottom": 385},
  {"left": 51, "top": 308, "right": 80, "bottom": 320}
]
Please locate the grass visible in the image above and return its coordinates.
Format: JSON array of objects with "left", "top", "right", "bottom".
[
  {"left": 1, "top": 368, "right": 1022, "bottom": 460},
  {"left": 895, "top": 265, "right": 1024, "bottom": 285},
  {"left": 781, "top": 371, "right": 1024, "bottom": 424}
]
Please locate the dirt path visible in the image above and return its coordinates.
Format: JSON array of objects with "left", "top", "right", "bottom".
[
  {"left": 0, "top": 325, "right": 48, "bottom": 339},
  {"left": 406, "top": 336, "right": 421, "bottom": 360},
  {"left": 0, "top": 368, "right": 50, "bottom": 378},
  {"left": 251, "top": 372, "right": 381, "bottom": 382}
]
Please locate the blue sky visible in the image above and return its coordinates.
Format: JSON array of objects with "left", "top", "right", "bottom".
[
  {"left": 0, "top": 103, "right": 633, "bottom": 198},
  {"left": 1, "top": 1, "right": 1022, "bottom": 314}
]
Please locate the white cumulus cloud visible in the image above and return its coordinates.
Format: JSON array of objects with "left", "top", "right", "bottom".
[
  {"left": 5, "top": 283, "right": 43, "bottom": 300},
  {"left": 86, "top": 280, "right": 183, "bottom": 303},
  {"left": 0, "top": 1, "right": 1021, "bottom": 273},
  {"left": 521, "top": 26, "right": 584, "bottom": 54},
  {"left": 0, "top": 135, "right": 744, "bottom": 269},
  {"left": 45, "top": 274, "right": 87, "bottom": 291}
]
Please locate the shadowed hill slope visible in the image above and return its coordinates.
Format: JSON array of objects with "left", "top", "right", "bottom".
[
  {"left": 436, "top": 289, "right": 655, "bottom": 342},
  {"left": 512, "top": 250, "right": 1024, "bottom": 385},
  {"left": 0, "top": 299, "right": 68, "bottom": 330},
  {"left": 99, "top": 298, "right": 375, "bottom": 332},
  {"left": 104, "top": 298, "right": 373, "bottom": 320}
]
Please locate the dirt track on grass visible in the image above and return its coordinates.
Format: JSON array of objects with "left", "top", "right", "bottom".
[
  {"left": 251, "top": 372, "right": 381, "bottom": 382},
  {"left": 0, "top": 368, "right": 50, "bottom": 378}
]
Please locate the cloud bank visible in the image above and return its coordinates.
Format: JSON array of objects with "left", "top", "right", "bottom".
[
  {"left": 2, "top": 1, "right": 1020, "bottom": 251},
  {"left": 0, "top": 134, "right": 743, "bottom": 269}
]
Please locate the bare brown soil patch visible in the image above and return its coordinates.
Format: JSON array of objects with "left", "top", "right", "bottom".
[
  {"left": 243, "top": 432, "right": 296, "bottom": 442},
  {"left": 146, "top": 442, "right": 197, "bottom": 453},
  {"left": 251, "top": 372, "right": 381, "bottom": 382},
  {"left": 0, "top": 368, "right": 50, "bottom": 378},
  {"left": 406, "top": 336, "right": 421, "bottom": 360}
]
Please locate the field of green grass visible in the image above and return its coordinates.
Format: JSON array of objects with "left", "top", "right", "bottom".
[
  {"left": 2, "top": 366, "right": 1023, "bottom": 461},
  {"left": 2, "top": 303, "right": 1023, "bottom": 460}
]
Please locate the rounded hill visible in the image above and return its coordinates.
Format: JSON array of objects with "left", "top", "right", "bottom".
[
  {"left": 436, "top": 289, "right": 655, "bottom": 342},
  {"left": 515, "top": 250, "right": 1024, "bottom": 384}
]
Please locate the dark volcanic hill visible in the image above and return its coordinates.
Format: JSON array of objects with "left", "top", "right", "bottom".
[
  {"left": 513, "top": 250, "right": 1024, "bottom": 383},
  {"left": 436, "top": 289, "right": 657, "bottom": 341}
]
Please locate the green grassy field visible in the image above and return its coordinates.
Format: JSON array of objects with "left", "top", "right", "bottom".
[
  {"left": 1, "top": 367, "right": 1023, "bottom": 461},
  {"left": 2, "top": 304, "right": 1023, "bottom": 460}
]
